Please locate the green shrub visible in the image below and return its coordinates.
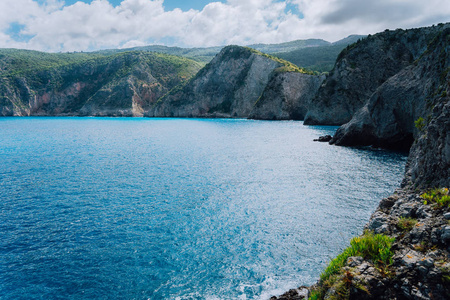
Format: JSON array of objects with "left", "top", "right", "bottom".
[
  {"left": 421, "top": 188, "right": 450, "bottom": 207},
  {"left": 396, "top": 217, "right": 417, "bottom": 232},
  {"left": 414, "top": 117, "right": 425, "bottom": 131}
]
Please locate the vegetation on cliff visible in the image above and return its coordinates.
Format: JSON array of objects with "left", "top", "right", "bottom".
[{"left": 0, "top": 49, "right": 202, "bottom": 116}]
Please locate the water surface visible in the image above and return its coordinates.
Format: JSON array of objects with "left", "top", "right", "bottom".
[{"left": 0, "top": 118, "right": 407, "bottom": 299}]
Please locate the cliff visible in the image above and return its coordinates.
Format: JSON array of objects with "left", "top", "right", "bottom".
[
  {"left": 272, "top": 26, "right": 450, "bottom": 300},
  {"left": 330, "top": 27, "right": 450, "bottom": 152},
  {"left": 147, "top": 45, "right": 323, "bottom": 119},
  {"left": 249, "top": 72, "right": 324, "bottom": 120},
  {"left": 0, "top": 50, "right": 202, "bottom": 117},
  {"left": 304, "top": 23, "right": 449, "bottom": 126}
]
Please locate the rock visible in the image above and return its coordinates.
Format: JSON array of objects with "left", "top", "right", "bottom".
[
  {"left": 346, "top": 256, "right": 364, "bottom": 267},
  {"left": 148, "top": 46, "right": 321, "bottom": 119},
  {"left": 441, "top": 226, "right": 450, "bottom": 243},
  {"left": 249, "top": 71, "right": 324, "bottom": 120},
  {"left": 330, "top": 27, "right": 450, "bottom": 152},
  {"left": 366, "top": 211, "right": 391, "bottom": 234},
  {"left": 304, "top": 24, "right": 449, "bottom": 126},
  {"left": 271, "top": 287, "right": 309, "bottom": 300},
  {"left": 313, "top": 135, "right": 332, "bottom": 142},
  {"left": 399, "top": 250, "right": 423, "bottom": 269},
  {"left": 409, "top": 223, "right": 429, "bottom": 244},
  {"left": 444, "top": 212, "right": 450, "bottom": 220}
]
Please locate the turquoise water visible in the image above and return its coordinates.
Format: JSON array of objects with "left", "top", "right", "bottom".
[{"left": 0, "top": 118, "right": 407, "bottom": 299}]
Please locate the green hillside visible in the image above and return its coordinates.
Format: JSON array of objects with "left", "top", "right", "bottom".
[{"left": 273, "top": 35, "right": 366, "bottom": 72}]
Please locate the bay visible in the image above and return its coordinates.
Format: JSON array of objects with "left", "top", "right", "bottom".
[{"left": 0, "top": 117, "right": 407, "bottom": 299}]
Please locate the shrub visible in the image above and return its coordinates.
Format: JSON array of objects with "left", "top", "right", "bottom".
[
  {"left": 396, "top": 217, "right": 417, "bottom": 232},
  {"left": 414, "top": 117, "right": 425, "bottom": 131},
  {"left": 421, "top": 188, "right": 450, "bottom": 207}
]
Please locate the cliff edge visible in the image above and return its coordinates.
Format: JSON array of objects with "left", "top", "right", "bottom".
[
  {"left": 272, "top": 25, "right": 450, "bottom": 300},
  {"left": 147, "top": 46, "right": 323, "bottom": 119},
  {"left": 304, "top": 23, "right": 449, "bottom": 126}
]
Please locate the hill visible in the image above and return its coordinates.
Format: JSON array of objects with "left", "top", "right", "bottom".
[{"left": 0, "top": 49, "right": 202, "bottom": 116}]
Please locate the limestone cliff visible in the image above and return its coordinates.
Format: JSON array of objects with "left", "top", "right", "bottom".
[
  {"left": 0, "top": 51, "right": 202, "bottom": 117},
  {"left": 147, "top": 46, "right": 320, "bottom": 119},
  {"left": 248, "top": 72, "right": 324, "bottom": 120},
  {"left": 272, "top": 27, "right": 450, "bottom": 300},
  {"left": 304, "top": 23, "right": 449, "bottom": 126},
  {"left": 331, "top": 27, "right": 449, "bottom": 152}
]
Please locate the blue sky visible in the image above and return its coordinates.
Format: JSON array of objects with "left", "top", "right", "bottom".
[
  {"left": 58, "top": 0, "right": 223, "bottom": 10},
  {"left": 0, "top": 0, "right": 448, "bottom": 52}
]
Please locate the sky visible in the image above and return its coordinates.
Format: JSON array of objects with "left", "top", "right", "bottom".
[{"left": 1, "top": 0, "right": 449, "bottom": 52}]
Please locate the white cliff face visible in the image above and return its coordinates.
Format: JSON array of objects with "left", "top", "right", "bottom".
[
  {"left": 148, "top": 46, "right": 283, "bottom": 118},
  {"left": 148, "top": 45, "right": 324, "bottom": 120},
  {"left": 249, "top": 72, "right": 324, "bottom": 120}
]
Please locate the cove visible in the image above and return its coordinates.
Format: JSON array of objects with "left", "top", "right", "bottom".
[{"left": 0, "top": 117, "right": 407, "bottom": 299}]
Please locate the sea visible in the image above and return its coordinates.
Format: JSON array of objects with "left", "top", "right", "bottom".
[{"left": 0, "top": 117, "right": 407, "bottom": 299}]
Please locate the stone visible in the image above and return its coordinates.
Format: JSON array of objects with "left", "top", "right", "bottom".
[
  {"left": 313, "top": 135, "right": 332, "bottom": 142},
  {"left": 367, "top": 211, "right": 389, "bottom": 231},
  {"left": 346, "top": 256, "right": 364, "bottom": 268},
  {"left": 330, "top": 26, "right": 450, "bottom": 154},
  {"left": 441, "top": 226, "right": 450, "bottom": 243},
  {"left": 249, "top": 72, "right": 324, "bottom": 120},
  {"left": 304, "top": 24, "right": 449, "bottom": 127}
]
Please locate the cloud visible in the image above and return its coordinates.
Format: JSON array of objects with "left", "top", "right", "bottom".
[{"left": 0, "top": 0, "right": 449, "bottom": 52}]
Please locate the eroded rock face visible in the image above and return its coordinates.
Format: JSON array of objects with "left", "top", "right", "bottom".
[
  {"left": 304, "top": 23, "right": 449, "bottom": 126},
  {"left": 330, "top": 27, "right": 450, "bottom": 152},
  {"left": 248, "top": 72, "right": 324, "bottom": 120},
  {"left": 148, "top": 46, "right": 283, "bottom": 118}
]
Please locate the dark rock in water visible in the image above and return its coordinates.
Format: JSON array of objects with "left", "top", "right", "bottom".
[
  {"left": 270, "top": 287, "right": 309, "bottom": 300},
  {"left": 304, "top": 23, "right": 449, "bottom": 126},
  {"left": 313, "top": 135, "right": 332, "bottom": 142}
]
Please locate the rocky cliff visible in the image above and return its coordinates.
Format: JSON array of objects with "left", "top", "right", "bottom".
[
  {"left": 330, "top": 27, "right": 450, "bottom": 152},
  {"left": 272, "top": 26, "right": 450, "bottom": 300},
  {"left": 249, "top": 72, "right": 324, "bottom": 120},
  {"left": 0, "top": 51, "right": 202, "bottom": 117},
  {"left": 147, "top": 45, "right": 322, "bottom": 119},
  {"left": 304, "top": 23, "right": 449, "bottom": 126}
]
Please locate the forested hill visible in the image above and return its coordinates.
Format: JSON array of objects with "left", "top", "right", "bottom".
[{"left": 0, "top": 49, "right": 203, "bottom": 117}]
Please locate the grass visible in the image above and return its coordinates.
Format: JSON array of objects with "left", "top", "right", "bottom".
[
  {"left": 308, "top": 231, "right": 394, "bottom": 300},
  {"left": 396, "top": 217, "right": 417, "bottom": 232},
  {"left": 421, "top": 188, "right": 450, "bottom": 207},
  {"left": 244, "top": 47, "right": 317, "bottom": 75}
]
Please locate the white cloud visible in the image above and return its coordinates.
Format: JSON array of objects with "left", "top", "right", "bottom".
[{"left": 0, "top": 0, "right": 449, "bottom": 52}]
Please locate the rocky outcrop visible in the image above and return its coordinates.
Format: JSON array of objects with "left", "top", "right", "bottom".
[
  {"left": 148, "top": 46, "right": 282, "bottom": 118},
  {"left": 248, "top": 72, "right": 324, "bottom": 120},
  {"left": 147, "top": 46, "right": 321, "bottom": 119},
  {"left": 0, "top": 51, "right": 201, "bottom": 117},
  {"left": 330, "top": 27, "right": 449, "bottom": 152},
  {"left": 304, "top": 23, "right": 449, "bottom": 126},
  {"left": 272, "top": 26, "right": 450, "bottom": 300}
]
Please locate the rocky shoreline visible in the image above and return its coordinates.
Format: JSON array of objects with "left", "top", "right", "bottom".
[{"left": 271, "top": 187, "right": 450, "bottom": 300}]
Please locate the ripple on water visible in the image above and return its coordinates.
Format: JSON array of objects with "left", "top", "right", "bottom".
[{"left": 0, "top": 118, "right": 407, "bottom": 299}]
